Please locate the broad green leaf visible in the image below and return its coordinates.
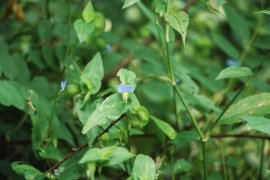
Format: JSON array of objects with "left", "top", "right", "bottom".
[
  {"left": 0, "top": 81, "right": 26, "bottom": 110},
  {"left": 164, "top": 11, "right": 189, "bottom": 46},
  {"left": 131, "top": 106, "right": 150, "bottom": 128},
  {"left": 221, "top": 93, "right": 270, "bottom": 124},
  {"left": 173, "top": 159, "right": 192, "bottom": 174},
  {"left": 212, "top": 33, "right": 239, "bottom": 59},
  {"left": 82, "top": 1, "right": 95, "bottom": 23},
  {"left": 74, "top": 19, "right": 95, "bottom": 43},
  {"left": 81, "top": 52, "right": 104, "bottom": 94},
  {"left": 79, "top": 146, "right": 115, "bottom": 164},
  {"left": 39, "top": 146, "right": 63, "bottom": 161},
  {"left": 131, "top": 154, "right": 156, "bottom": 180},
  {"left": 82, "top": 94, "right": 127, "bottom": 134},
  {"left": 117, "top": 68, "right": 137, "bottom": 88},
  {"left": 254, "top": 10, "right": 270, "bottom": 16},
  {"left": 242, "top": 115, "right": 270, "bottom": 135},
  {"left": 104, "top": 147, "right": 134, "bottom": 166},
  {"left": 150, "top": 115, "right": 176, "bottom": 140},
  {"left": 173, "top": 131, "right": 199, "bottom": 145},
  {"left": 11, "top": 162, "right": 44, "bottom": 180},
  {"left": 122, "top": 0, "right": 140, "bottom": 9},
  {"left": 215, "top": 66, "right": 252, "bottom": 80},
  {"left": 223, "top": 4, "right": 250, "bottom": 42}
]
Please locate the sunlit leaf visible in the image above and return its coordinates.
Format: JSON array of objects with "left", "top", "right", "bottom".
[
  {"left": 131, "top": 154, "right": 156, "bottom": 180},
  {"left": 82, "top": 1, "right": 95, "bottom": 23},
  {"left": 242, "top": 115, "right": 270, "bottom": 135},
  {"left": 215, "top": 66, "right": 252, "bottom": 80},
  {"left": 122, "top": 0, "right": 140, "bottom": 9},
  {"left": 150, "top": 115, "right": 176, "bottom": 140},
  {"left": 74, "top": 19, "right": 95, "bottom": 43}
]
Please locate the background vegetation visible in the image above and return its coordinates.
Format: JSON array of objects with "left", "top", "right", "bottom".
[{"left": 0, "top": 0, "right": 270, "bottom": 179}]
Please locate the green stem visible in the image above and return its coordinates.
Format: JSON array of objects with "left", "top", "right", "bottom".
[
  {"left": 258, "top": 139, "right": 265, "bottom": 180},
  {"left": 202, "top": 141, "right": 207, "bottom": 180},
  {"left": 174, "top": 85, "right": 203, "bottom": 139},
  {"left": 220, "top": 141, "right": 228, "bottom": 180}
]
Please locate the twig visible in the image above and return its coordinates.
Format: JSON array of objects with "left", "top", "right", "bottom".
[
  {"left": 47, "top": 114, "right": 125, "bottom": 173},
  {"left": 211, "top": 134, "right": 270, "bottom": 140}
]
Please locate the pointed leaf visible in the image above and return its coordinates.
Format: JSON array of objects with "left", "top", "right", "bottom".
[
  {"left": 74, "top": 19, "right": 95, "bottom": 43},
  {"left": 11, "top": 162, "right": 44, "bottom": 180},
  {"left": 150, "top": 115, "right": 176, "bottom": 140},
  {"left": 81, "top": 52, "right": 104, "bottom": 94},
  {"left": 215, "top": 66, "right": 252, "bottom": 80},
  {"left": 254, "top": 10, "right": 270, "bottom": 16},
  {"left": 82, "top": 1, "right": 95, "bottom": 22},
  {"left": 122, "top": 0, "right": 140, "bottom": 9}
]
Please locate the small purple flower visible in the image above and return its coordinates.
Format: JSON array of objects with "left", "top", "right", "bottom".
[
  {"left": 105, "top": 44, "right": 112, "bottom": 52},
  {"left": 60, "top": 80, "right": 67, "bottom": 91},
  {"left": 117, "top": 83, "right": 134, "bottom": 93},
  {"left": 226, "top": 59, "right": 240, "bottom": 67}
]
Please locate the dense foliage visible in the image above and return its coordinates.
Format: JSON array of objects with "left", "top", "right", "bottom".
[{"left": 0, "top": 0, "right": 270, "bottom": 179}]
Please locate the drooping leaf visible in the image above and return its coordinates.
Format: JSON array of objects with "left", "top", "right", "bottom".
[
  {"left": 215, "top": 66, "right": 252, "bottom": 80},
  {"left": 11, "top": 162, "right": 44, "bottom": 180},
  {"left": 223, "top": 4, "right": 250, "bottom": 42},
  {"left": 81, "top": 52, "right": 104, "bottom": 94},
  {"left": 74, "top": 19, "right": 95, "bottom": 43},
  {"left": 122, "top": 0, "right": 140, "bottom": 9},
  {"left": 150, "top": 115, "right": 176, "bottom": 140},
  {"left": 221, "top": 93, "right": 270, "bottom": 124},
  {"left": 82, "top": 94, "right": 127, "bottom": 134},
  {"left": 131, "top": 154, "right": 156, "bottom": 180},
  {"left": 242, "top": 115, "right": 270, "bottom": 135},
  {"left": 164, "top": 11, "right": 189, "bottom": 46},
  {"left": 82, "top": 1, "right": 95, "bottom": 22},
  {"left": 212, "top": 33, "right": 239, "bottom": 59}
]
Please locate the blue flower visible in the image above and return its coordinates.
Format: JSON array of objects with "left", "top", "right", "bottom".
[
  {"left": 226, "top": 59, "right": 240, "bottom": 67},
  {"left": 117, "top": 83, "right": 134, "bottom": 93},
  {"left": 105, "top": 44, "right": 112, "bottom": 52},
  {"left": 60, "top": 80, "right": 67, "bottom": 91}
]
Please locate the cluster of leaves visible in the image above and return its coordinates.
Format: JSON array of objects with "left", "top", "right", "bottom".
[{"left": 0, "top": 0, "right": 270, "bottom": 179}]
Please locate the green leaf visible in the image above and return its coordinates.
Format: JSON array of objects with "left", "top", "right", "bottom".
[
  {"left": 173, "top": 130, "right": 200, "bottom": 145},
  {"left": 131, "top": 154, "right": 156, "bottom": 180},
  {"left": 215, "top": 66, "right": 252, "bottom": 80},
  {"left": 150, "top": 115, "right": 176, "bottom": 140},
  {"left": 11, "top": 162, "right": 44, "bottom": 180},
  {"left": 212, "top": 33, "right": 239, "bottom": 59},
  {"left": 221, "top": 93, "right": 270, "bottom": 124},
  {"left": 242, "top": 115, "right": 270, "bottom": 135},
  {"left": 117, "top": 68, "right": 137, "bottom": 88},
  {"left": 82, "top": 1, "right": 95, "bottom": 23},
  {"left": 82, "top": 94, "right": 127, "bottom": 134},
  {"left": 81, "top": 52, "right": 104, "bottom": 94},
  {"left": 79, "top": 146, "right": 115, "bottom": 164},
  {"left": 223, "top": 4, "right": 250, "bottom": 42},
  {"left": 74, "top": 19, "right": 95, "bottom": 43},
  {"left": 164, "top": 11, "right": 189, "bottom": 46},
  {"left": 254, "top": 10, "right": 270, "bottom": 16},
  {"left": 173, "top": 159, "right": 192, "bottom": 174},
  {"left": 122, "top": 0, "right": 140, "bottom": 9},
  {"left": 0, "top": 81, "right": 27, "bottom": 110},
  {"left": 39, "top": 146, "right": 63, "bottom": 161},
  {"left": 104, "top": 147, "right": 134, "bottom": 166}
]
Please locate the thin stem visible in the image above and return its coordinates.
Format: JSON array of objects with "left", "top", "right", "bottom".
[
  {"left": 220, "top": 141, "right": 228, "bottom": 180},
  {"left": 174, "top": 85, "right": 203, "bottom": 139},
  {"left": 47, "top": 114, "right": 125, "bottom": 172},
  {"left": 258, "top": 139, "right": 265, "bottom": 180},
  {"left": 211, "top": 134, "right": 270, "bottom": 140},
  {"left": 202, "top": 141, "right": 207, "bottom": 180}
]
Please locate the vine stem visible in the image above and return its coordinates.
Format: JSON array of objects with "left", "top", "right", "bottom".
[
  {"left": 258, "top": 139, "right": 265, "bottom": 180},
  {"left": 47, "top": 115, "right": 125, "bottom": 173},
  {"left": 202, "top": 141, "right": 207, "bottom": 180}
]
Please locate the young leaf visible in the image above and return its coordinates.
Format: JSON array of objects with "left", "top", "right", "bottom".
[
  {"left": 122, "top": 0, "right": 140, "bottom": 9},
  {"left": 150, "top": 115, "right": 176, "bottom": 140},
  {"left": 74, "top": 19, "right": 95, "bottom": 43},
  {"left": 242, "top": 115, "right": 270, "bottom": 135},
  {"left": 223, "top": 4, "right": 250, "bottom": 42},
  {"left": 104, "top": 147, "right": 134, "bottom": 166},
  {"left": 81, "top": 52, "right": 104, "bottom": 94},
  {"left": 117, "top": 69, "right": 137, "bottom": 88},
  {"left": 215, "top": 66, "right": 252, "bottom": 80},
  {"left": 164, "top": 11, "right": 189, "bottom": 46},
  {"left": 82, "top": 94, "right": 127, "bottom": 134},
  {"left": 11, "top": 162, "right": 44, "bottom": 180},
  {"left": 131, "top": 154, "right": 156, "bottom": 180},
  {"left": 79, "top": 146, "right": 115, "bottom": 164},
  {"left": 82, "top": 1, "right": 95, "bottom": 23},
  {"left": 221, "top": 93, "right": 270, "bottom": 124},
  {"left": 212, "top": 33, "right": 239, "bottom": 59}
]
